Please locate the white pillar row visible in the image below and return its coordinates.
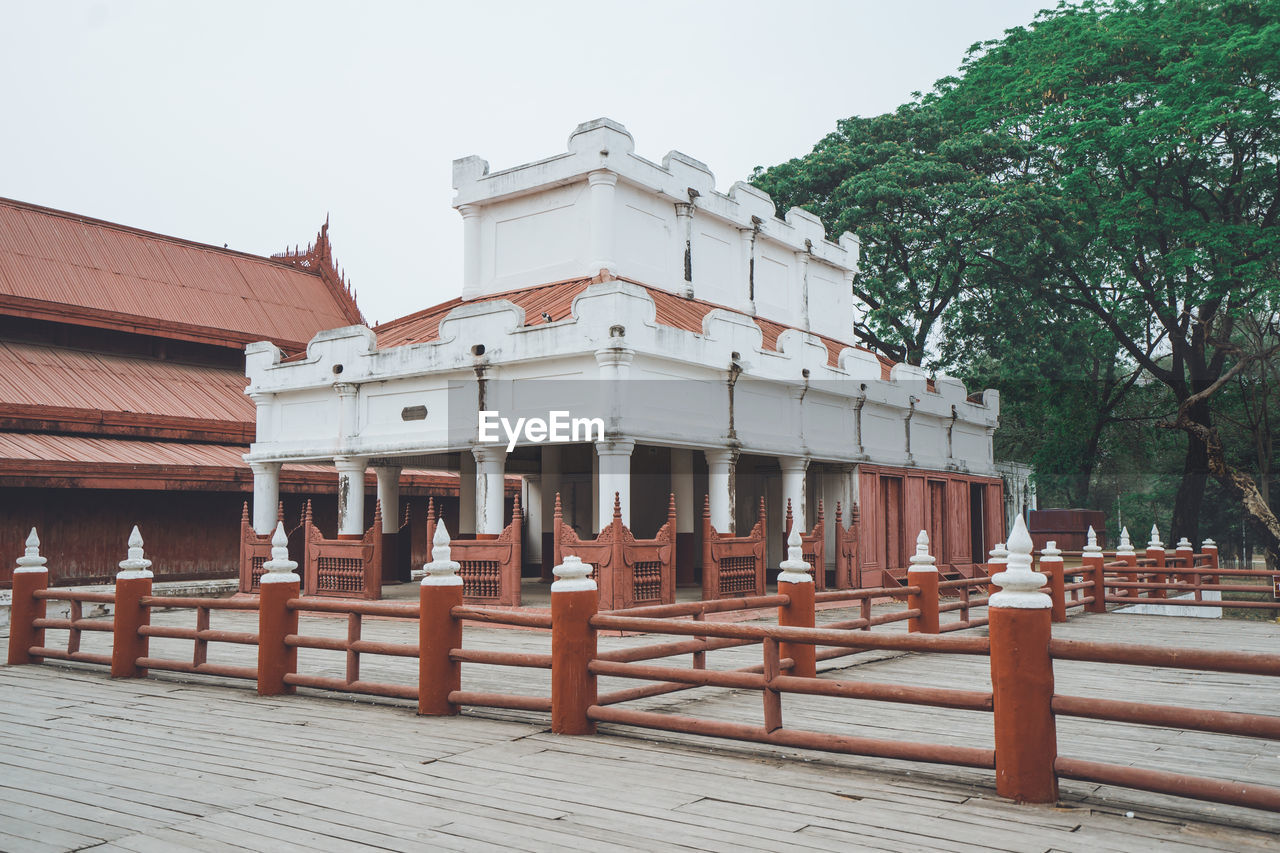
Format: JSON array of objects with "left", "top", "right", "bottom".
[
  {"left": 596, "top": 438, "right": 635, "bottom": 528},
  {"left": 524, "top": 474, "right": 543, "bottom": 565},
  {"left": 458, "top": 449, "right": 476, "bottom": 535},
  {"left": 459, "top": 204, "right": 483, "bottom": 299},
  {"left": 670, "top": 448, "right": 695, "bottom": 535},
  {"left": 705, "top": 448, "right": 736, "bottom": 533},
  {"left": 374, "top": 466, "right": 401, "bottom": 534},
  {"left": 249, "top": 461, "right": 282, "bottom": 535},
  {"left": 473, "top": 445, "right": 507, "bottom": 536},
  {"left": 587, "top": 170, "right": 618, "bottom": 276},
  {"left": 334, "top": 455, "right": 369, "bottom": 536},
  {"left": 780, "top": 455, "right": 809, "bottom": 532}
]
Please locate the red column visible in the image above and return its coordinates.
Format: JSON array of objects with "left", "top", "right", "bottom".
[
  {"left": 989, "top": 516, "right": 1058, "bottom": 804},
  {"left": 1116, "top": 527, "right": 1137, "bottom": 598},
  {"left": 1081, "top": 527, "right": 1106, "bottom": 614},
  {"left": 551, "top": 555, "right": 598, "bottom": 735},
  {"left": 1202, "top": 539, "right": 1219, "bottom": 587},
  {"left": 111, "top": 526, "right": 152, "bottom": 679},
  {"left": 419, "top": 522, "right": 463, "bottom": 716},
  {"left": 1040, "top": 542, "right": 1066, "bottom": 623},
  {"left": 256, "top": 523, "right": 299, "bottom": 696},
  {"left": 8, "top": 528, "right": 49, "bottom": 666},
  {"left": 777, "top": 528, "right": 816, "bottom": 678},
  {"left": 906, "top": 530, "right": 940, "bottom": 634},
  {"left": 1146, "top": 526, "right": 1166, "bottom": 599}
]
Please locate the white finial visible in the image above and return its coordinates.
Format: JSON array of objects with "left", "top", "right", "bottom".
[
  {"left": 989, "top": 515, "right": 1050, "bottom": 609},
  {"left": 1116, "top": 526, "right": 1134, "bottom": 555},
  {"left": 988, "top": 542, "right": 1008, "bottom": 564},
  {"left": 259, "top": 521, "right": 299, "bottom": 583},
  {"left": 551, "top": 554, "right": 596, "bottom": 592},
  {"left": 1082, "top": 526, "right": 1102, "bottom": 555},
  {"left": 1202, "top": 538, "right": 1217, "bottom": 550},
  {"left": 15, "top": 527, "right": 47, "bottom": 573},
  {"left": 1041, "top": 540, "right": 1062, "bottom": 561},
  {"left": 1148, "top": 524, "right": 1163, "bottom": 550},
  {"left": 1176, "top": 537, "right": 1193, "bottom": 551},
  {"left": 908, "top": 529, "right": 937, "bottom": 573},
  {"left": 777, "top": 526, "right": 813, "bottom": 584},
  {"left": 422, "top": 521, "right": 462, "bottom": 587},
  {"left": 116, "top": 525, "right": 154, "bottom": 579}
]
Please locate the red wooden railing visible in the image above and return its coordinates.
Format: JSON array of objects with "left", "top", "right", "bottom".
[
  {"left": 303, "top": 501, "right": 383, "bottom": 600},
  {"left": 553, "top": 492, "right": 677, "bottom": 611},
  {"left": 701, "top": 496, "right": 768, "bottom": 600},
  {"left": 833, "top": 501, "right": 859, "bottom": 590}
]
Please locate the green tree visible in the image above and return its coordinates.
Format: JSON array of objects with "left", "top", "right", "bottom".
[{"left": 946, "top": 0, "right": 1280, "bottom": 553}]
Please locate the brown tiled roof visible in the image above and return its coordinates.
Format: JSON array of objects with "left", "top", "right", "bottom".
[
  {"left": 0, "top": 197, "right": 364, "bottom": 350},
  {"left": 375, "top": 275, "right": 893, "bottom": 377},
  {"left": 0, "top": 341, "right": 254, "bottom": 423}
]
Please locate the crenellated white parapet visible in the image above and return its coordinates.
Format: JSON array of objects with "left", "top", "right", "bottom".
[
  {"left": 990, "top": 516, "right": 1050, "bottom": 609},
  {"left": 777, "top": 527, "right": 813, "bottom": 584},
  {"left": 421, "top": 522, "right": 462, "bottom": 587},
  {"left": 116, "top": 525, "right": 153, "bottom": 580},
  {"left": 449, "top": 118, "right": 858, "bottom": 339},
  {"left": 15, "top": 528, "right": 47, "bottom": 574},
  {"left": 259, "top": 522, "right": 299, "bottom": 584}
]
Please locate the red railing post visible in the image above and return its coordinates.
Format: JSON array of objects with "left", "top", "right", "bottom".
[
  {"left": 1202, "top": 538, "right": 1219, "bottom": 587},
  {"left": 777, "top": 527, "right": 816, "bottom": 678},
  {"left": 1040, "top": 541, "right": 1066, "bottom": 623},
  {"left": 1082, "top": 526, "right": 1106, "bottom": 614},
  {"left": 906, "top": 530, "right": 939, "bottom": 634},
  {"left": 988, "top": 515, "right": 1058, "bottom": 804},
  {"left": 111, "top": 526, "right": 152, "bottom": 679},
  {"left": 1175, "top": 537, "right": 1195, "bottom": 599},
  {"left": 8, "top": 528, "right": 49, "bottom": 665},
  {"left": 1116, "top": 526, "right": 1137, "bottom": 598},
  {"left": 419, "top": 522, "right": 463, "bottom": 716},
  {"left": 1146, "top": 525, "right": 1166, "bottom": 599},
  {"left": 551, "top": 555, "right": 598, "bottom": 734},
  {"left": 986, "top": 542, "right": 1007, "bottom": 598},
  {"left": 257, "top": 522, "right": 299, "bottom": 696}
]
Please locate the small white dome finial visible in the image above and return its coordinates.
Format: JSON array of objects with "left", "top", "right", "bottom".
[
  {"left": 422, "top": 521, "right": 462, "bottom": 587},
  {"left": 989, "top": 515, "right": 1050, "bottom": 609},
  {"left": 1148, "top": 524, "right": 1163, "bottom": 550},
  {"left": 15, "top": 527, "right": 47, "bottom": 573},
  {"left": 778, "top": 526, "right": 812, "bottom": 584},
  {"left": 551, "top": 554, "right": 596, "bottom": 592},
  {"left": 259, "top": 520, "right": 299, "bottom": 584},
  {"left": 116, "top": 525, "right": 153, "bottom": 579},
  {"left": 1082, "top": 526, "right": 1102, "bottom": 555},
  {"left": 908, "top": 529, "right": 936, "bottom": 573}
]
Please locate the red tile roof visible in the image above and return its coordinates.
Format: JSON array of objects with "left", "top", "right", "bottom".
[
  {"left": 0, "top": 340, "right": 254, "bottom": 423},
  {"left": 374, "top": 275, "right": 893, "bottom": 377},
  {"left": 0, "top": 197, "right": 364, "bottom": 350}
]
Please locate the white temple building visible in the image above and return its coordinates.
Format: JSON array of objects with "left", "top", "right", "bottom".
[{"left": 242, "top": 119, "right": 1004, "bottom": 596}]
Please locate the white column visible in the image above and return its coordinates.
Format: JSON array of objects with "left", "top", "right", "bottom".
[
  {"left": 459, "top": 448, "right": 476, "bottom": 535},
  {"left": 334, "top": 455, "right": 368, "bottom": 536},
  {"left": 374, "top": 465, "right": 401, "bottom": 533},
  {"left": 249, "top": 461, "right": 282, "bottom": 535},
  {"left": 335, "top": 383, "right": 359, "bottom": 443},
  {"left": 459, "top": 203, "right": 483, "bottom": 299},
  {"left": 675, "top": 202, "right": 695, "bottom": 298},
  {"left": 249, "top": 392, "right": 275, "bottom": 443},
  {"left": 705, "top": 448, "right": 736, "bottom": 533},
  {"left": 596, "top": 438, "right": 634, "bottom": 527},
  {"left": 524, "top": 474, "right": 543, "bottom": 565},
  {"left": 670, "top": 448, "right": 695, "bottom": 535},
  {"left": 739, "top": 226, "right": 757, "bottom": 316},
  {"left": 473, "top": 445, "right": 507, "bottom": 535},
  {"left": 796, "top": 248, "right": 811, "bottom": 331},
  {"left": 779, "top": 455, "right": 809, "bottom": 533},
  {"left": 541, "top": 444, "right": 562, "bottom": 535},
  {"left": 587, "top": 170, "right": 618, "bottom": 276}
]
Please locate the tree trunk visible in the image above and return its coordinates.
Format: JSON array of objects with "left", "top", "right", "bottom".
[{"left": 1171, "top": 399, "right": 1212, "bottom": 545}]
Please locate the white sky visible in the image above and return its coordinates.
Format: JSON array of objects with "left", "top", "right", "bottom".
[{"left": 2, "top": 0, "right": 1049, "bottom": 327}]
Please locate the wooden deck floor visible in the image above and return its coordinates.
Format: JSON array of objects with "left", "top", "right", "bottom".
[{"left": 2, "top": 604, "right": 1278, "bottom": 851}]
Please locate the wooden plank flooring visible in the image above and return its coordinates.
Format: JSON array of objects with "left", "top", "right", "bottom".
[{"left": 2, "top": 601, "right": 1279, "bottom": 850}]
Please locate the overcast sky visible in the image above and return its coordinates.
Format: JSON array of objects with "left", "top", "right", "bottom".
[{"left": 2, "top": 1, "right": 1050, "bottom": 326}]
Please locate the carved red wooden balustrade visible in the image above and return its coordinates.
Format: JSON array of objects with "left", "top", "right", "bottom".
[
  {"left": 238, "top": 501, "right": 285, "bottom": 594},
  {"left": 552, "top": 492, "right": 677, "bottom": 611},
  {"left": 303, "top": 501, "right": 383, "bottom": 600},
  {"left": 702, "top": 495, "right": 768, "bottom": 600},
  {"left": 784, "top": 499, "right": 827, "bottom": 591},
  {"left": 834, "top": 501, "right": 860, "bottom": 589},
  {"left": 425, "top": 497, "right": 522, "bottom": 607}
]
